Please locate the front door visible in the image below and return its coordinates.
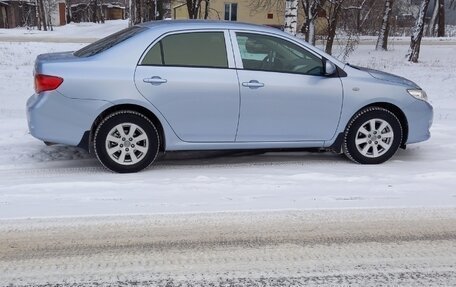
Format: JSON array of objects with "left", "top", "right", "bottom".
[{"left": 233, "top": 32, "right": 343, "bottom": 142}]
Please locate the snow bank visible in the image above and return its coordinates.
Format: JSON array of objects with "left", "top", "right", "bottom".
[{"left": 0, "top": 20, "right": 128, "bottom": 42}]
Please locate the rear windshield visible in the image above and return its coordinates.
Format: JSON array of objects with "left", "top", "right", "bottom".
[{"left": 74, "top": 26, "right": 147, "bottom": 57}]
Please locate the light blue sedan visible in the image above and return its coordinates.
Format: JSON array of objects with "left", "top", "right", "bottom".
[{"left": 27, "top": 20, "right": 433, "bottom": 173}]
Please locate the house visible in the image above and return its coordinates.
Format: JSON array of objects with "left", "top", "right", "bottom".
[
  {"left": 0, "top": 0, "right": 67, "bottom": 28},
  {"left": 0, "top": 0, "right": 36, "bottom": 28},
  {"left": 172, "top": 0, "right": 286, "bottom": 28},
  {"left": 71, "top": 0, "right": 126, "bottom": 23},
  {"left": 171, "top": 0, "right": 328, "bottom": 34},
  {"left": 397, "top": 0, "right": 456, "bottom": 25}
]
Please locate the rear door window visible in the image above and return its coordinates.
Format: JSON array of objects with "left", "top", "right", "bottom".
[{"left": 141, "top": 32, "right": 228, "bottom": 68}]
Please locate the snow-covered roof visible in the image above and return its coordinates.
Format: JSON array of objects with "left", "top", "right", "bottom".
[{"left": 105, "top": 3, "right": 125, "bottom": 9}]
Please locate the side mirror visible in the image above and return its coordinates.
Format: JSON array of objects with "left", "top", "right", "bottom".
[{"left": 323, "top": 59, "right": 337, "bottom": 76}]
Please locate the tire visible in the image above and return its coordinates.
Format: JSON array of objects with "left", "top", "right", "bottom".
[
  {"left": 94, "top": 110, "right": 160, "bottom": 173},
  {"left": 343, "top": 107, "right": 402, "bottom": 164}
]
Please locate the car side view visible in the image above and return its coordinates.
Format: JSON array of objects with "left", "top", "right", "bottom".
[{"left": 27, "top": 20, "right": 433, "bottom": 173}]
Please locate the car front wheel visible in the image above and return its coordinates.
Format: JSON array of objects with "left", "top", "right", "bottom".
[
  {"left": 343, "top": 107, "right": 402, "bottom": 164},
  {"left": 94, "top": 111, "right": 160, "bottom": 173}
]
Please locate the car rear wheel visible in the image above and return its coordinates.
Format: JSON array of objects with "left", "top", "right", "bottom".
[
  {"left": 94, "top": 111, "right": 160, "bottom": 173},
  {"left": 343, "top": 107, "right": 402, "bottom": 164}
]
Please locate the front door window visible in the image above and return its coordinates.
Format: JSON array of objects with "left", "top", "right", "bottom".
[{"left": 236, "top": 32, "right": 323, "bottom": 76}]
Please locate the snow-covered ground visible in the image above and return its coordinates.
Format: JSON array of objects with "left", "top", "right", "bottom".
[
  {"left": 0, "top": 20, "right": 128, "bottom": 42},
  {"left": 0, "top": 23, "right": 455, "bottom": 219}
]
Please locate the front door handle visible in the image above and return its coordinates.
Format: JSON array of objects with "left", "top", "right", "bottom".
[
  {"left": 242, "top": 80, "right": 264, "bottom": 88},
  {"left": 143, "top": 76, "right": 167, "bottom": 85}
]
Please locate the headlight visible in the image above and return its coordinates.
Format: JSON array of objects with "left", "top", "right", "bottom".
[{"left": 407, "top": 89, "right": 428, "bottom": 102}]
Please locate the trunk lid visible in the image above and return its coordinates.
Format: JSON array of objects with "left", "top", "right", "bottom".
[{"left": 34, "top": 51, "right": 77, "bottom": 74}]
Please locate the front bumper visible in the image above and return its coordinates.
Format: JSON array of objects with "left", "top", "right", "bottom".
[
  {"left": 404, "top": 99, "right": 433, "bottom": 144},
  {"left": 27, "top": 91, "right": 110, "bottom": 147}
]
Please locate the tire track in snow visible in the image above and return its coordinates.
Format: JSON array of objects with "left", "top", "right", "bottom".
[{"left": 1, "top": 209, "right": 455, "bottom": 286}]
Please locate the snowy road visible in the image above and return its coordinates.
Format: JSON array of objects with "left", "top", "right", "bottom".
[{"left": 1, "top": 209, "right": 455, "bottom": 286}]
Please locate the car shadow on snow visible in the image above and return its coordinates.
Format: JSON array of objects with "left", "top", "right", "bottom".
[
  {"left": 156, "top": 150, "right": 348, "bottom": 168},
  {"left": 28, "top": 144, "right": 427, "bottom": 170},
  {"left": 23, "top": 144, "right": 93, "bottom": 163},
  {"left": 23, "top": 142, "right": 348, "bottom": 169}
]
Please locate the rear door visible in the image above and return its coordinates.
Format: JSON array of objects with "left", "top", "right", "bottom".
[{"left": 135, "top": 30, "right": 240, "bottom": 142}]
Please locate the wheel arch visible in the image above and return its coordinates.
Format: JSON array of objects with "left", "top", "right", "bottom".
[
  {"left": 89, "top": 104, "right": 166, "bottom": 152},
  {"left": 331, "top": 102, "right": 408, "bottom": 153},
  {"left": 362, "top": 102, "right": 408, "bottom": 148}
]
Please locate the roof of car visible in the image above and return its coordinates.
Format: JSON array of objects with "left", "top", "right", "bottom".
[{"left": 139, "top": 20, "right": 281, "bottom": 33}]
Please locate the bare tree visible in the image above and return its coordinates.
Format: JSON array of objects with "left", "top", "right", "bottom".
[
  {"left": 427, "top": 0, "right": 439, "bottom": 35},
  {"left": 36, "top": 0, "right": 42, "bottom": 30},
  {"left": 284, "top": 0, "right": 298, "bottom": 35},
  {"left": 203, "top": 0, "right": 210, "bottom": 19},
  {"left": 129, "top": 0, "right": 164, "bottom": 26},
  {"left": 324, "top": 0, "right": 346, "bottom": 55},
  {"left": 43, "top": 0, "right": 59, "bottom": 30},
  {"left": 186, "top": 0, "right": 202, "bottom": 19},
  {"left": 99, "top": 0, "right": 105, "bottom": 23},
  {"left": 65, "top": 0, "right": 72, "bottom": 23},
  {"left": 376, "top": 0, "right": 394, "bottom": 50},
  {"left": 322, "top": 0, "right": 368, "bottom": 55},
  {"left": 36, "top": 0, "right": 48, "bottom": 31},
  {"left": 300, "top": 0, "right": 325, "bottom": 45},
  {"left": 92, "top": 0, "right": 98, "bottom": 23},
  {"left": 437, "top": 0, "right": 445, "bottom": 37},
  {"left": 407, "top": 0, "right": 431, "bottom": 63}
]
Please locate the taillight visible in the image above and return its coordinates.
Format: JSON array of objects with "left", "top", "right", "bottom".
[{"left": 34, "top": 74, "right": 64, "bottom": 94}]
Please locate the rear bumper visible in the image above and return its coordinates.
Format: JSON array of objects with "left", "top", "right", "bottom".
[
  {"left": 27, "top": 92, "right": 110, "bottom": 147},
  {"left": 404, "top": 99, "right": 433, "bottom": 144}
]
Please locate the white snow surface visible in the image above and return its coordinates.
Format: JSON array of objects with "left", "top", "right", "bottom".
[
  {"left": 0, "top": 27, "right": 455, "bottom": 219},
  {"left": 0, "top": 20, "right": 128, "bottom": 42}
]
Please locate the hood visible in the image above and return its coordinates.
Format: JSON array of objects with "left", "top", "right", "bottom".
[{"left": 349, "top": 64, "right": 420, "bottom": 89}]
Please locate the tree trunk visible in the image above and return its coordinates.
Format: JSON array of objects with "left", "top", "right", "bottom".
[
  {"left": 129, "top": 0, "right": 134, "bottom": 26},
  {"left": 65, "top": 0, "right": 72, "bottom": 23},
  {"left": 308, "top": 16, "right": 316, "bottom": 45},
  {"left": 99, "top": 0, "right": 105, "bottom": 23},
  {"left": 437, "top": 0, "right": 445, "bottom": 37},
  {"left": 407, "top": 0, "right": 431, "bottom": 63},
  {"left": 325, "top": 17, "right": 337, "bottom": 54},
  {"left": 325, "top": 1, "right": 342, "bottom": 55},
  {"left": 186, "top": 0, "right": 201, "bottom": 19},
  {"left": 135, "top": 0, "right": 142, "bottom": 24},
  {"left": 284, "top": 0, "right": 298, "bottom": 35},
  {"left": 36, "top": 0, "right": 42, "bottom": 30},
  {"left": 92, "top": 0, "right": 98, "bottom": 23},
  {"left": 305, "top": 0, "right": 322, "bottom": 45},
  {"left": 427, "top": 0, "right": 439, "bottom": 36},
  {"left": 37, "top": 0, "right": 47, "bottom": 31},
  {"left": 203, "top": 0, "right": 209, "bottom": 19},
  {"left": 376, "top": 0, "right": 394, "bottom": 51},
  {"left": 157, "top": 0, "right": 165, "bottom": 20}
]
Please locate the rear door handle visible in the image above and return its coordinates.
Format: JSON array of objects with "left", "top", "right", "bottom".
[
  {"left": 242, "top": 80, "right": 264, "bottom": 88},
  {"left": 143, "top": 76, "right": 167, "bottom": 85}
]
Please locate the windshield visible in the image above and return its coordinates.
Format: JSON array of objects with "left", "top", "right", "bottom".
[{"left": 74, "top": 26, "right": 147, "bottom": 57}]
